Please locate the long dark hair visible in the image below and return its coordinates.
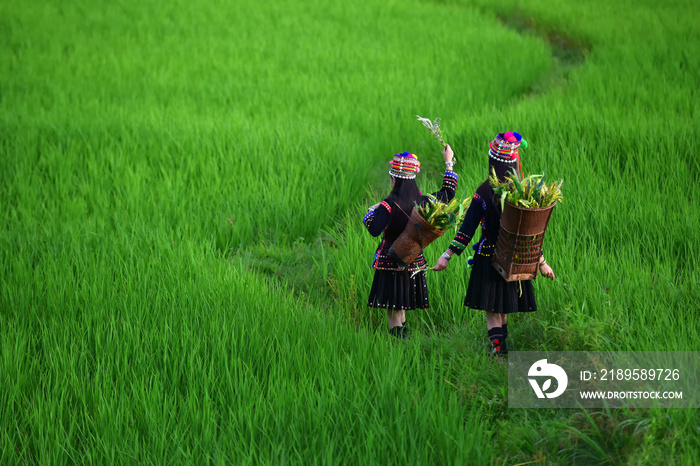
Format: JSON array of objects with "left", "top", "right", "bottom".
[
  {"left": 387, "top": 177, "right": 422, "bottom": 214},
  {"left": 489, "top": 158, "right": 518, "bottom": 182}
]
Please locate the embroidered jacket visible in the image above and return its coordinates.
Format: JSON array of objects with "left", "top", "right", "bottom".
[
  {"left": 448, "top": 180, "right": 499, "bottom": 257},
  {"left": 363, "top": 171, "right": 458, "bottom": 271}
]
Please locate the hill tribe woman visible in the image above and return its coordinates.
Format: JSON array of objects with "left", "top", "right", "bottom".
[
  {"left": 432, "top": 132, "right": 555, "bottom": 355},
  {"left": 363, "top": 146, "right": 458, "bottom": 338}
]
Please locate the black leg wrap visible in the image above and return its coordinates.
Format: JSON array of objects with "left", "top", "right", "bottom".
[
  {"left": 390, "top": 326, "right": 407, "bottom": 340},
  {"left": 488, "top": 327, "right": 507, "bottom": 356}
]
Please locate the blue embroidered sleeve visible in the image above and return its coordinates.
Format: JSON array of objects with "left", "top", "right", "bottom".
[
  {"left": 363, "top": 201, "right": 391, "bottom": 237},
  {"left": 430, "top": 171, "right": 459, "bottom": 203}
]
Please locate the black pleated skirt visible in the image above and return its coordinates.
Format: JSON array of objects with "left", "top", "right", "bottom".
[
  {"left": 368, "top": 269, "right": 429, "bottom": 310},
  {"left": 464, "top": 253, "right": 537, "bottom": 314}
]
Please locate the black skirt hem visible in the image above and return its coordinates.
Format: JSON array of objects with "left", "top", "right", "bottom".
[{"left": 367, "top": 268, "right": 430, "bottom": 310}]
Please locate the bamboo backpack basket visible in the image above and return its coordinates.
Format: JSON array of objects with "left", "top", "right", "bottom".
[
  {"left": 388, "top": 207, "right": 445, "bottom": 269},
  {"left": 492, "top": 201, "right": 557, "bottom": 281}
]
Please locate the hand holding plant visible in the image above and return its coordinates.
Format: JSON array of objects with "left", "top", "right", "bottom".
[{"left": 443, "top": 144, "right": 454, "bottom": 165}]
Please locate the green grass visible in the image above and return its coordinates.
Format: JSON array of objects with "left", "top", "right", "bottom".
[
  {"left": 2, "top": 0, "right": 699, "bottom": 464},
  {"left": 2, "top": 248, "right": 497, "bottom": 463}
]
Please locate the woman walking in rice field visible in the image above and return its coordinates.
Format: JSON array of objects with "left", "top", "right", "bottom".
[
  {"left": 433, "top": 132, "right": 555, "bottom": 355},
  {"left": 363, "top": 145, "right": 457, "bottom": 338}
]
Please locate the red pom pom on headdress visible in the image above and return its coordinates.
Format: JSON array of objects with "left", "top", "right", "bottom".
[{"left": 489, "top": 132, "right": 523, "bottom": 163}]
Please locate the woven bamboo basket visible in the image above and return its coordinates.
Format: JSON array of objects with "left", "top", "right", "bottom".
[
  {"left": 492, "top": 201, "right": 556, "bottom": 281},
  {"left": 388, "top": 208, "right": 445, "bottom": 269}
]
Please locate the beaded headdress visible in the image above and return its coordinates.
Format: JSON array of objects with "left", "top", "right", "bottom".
[
  {"left": 489, "top": 132, "right": 524, "bottom": 164},
  {"left": 389, "top": 152, "right": 421, "bottom": 179},
  {"left": 489, "top": 132, "right": 527, "bottom": 180}
]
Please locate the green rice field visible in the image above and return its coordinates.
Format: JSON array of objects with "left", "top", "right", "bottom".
[{"left": 2, "top": 0, "right": 699, "bottom": 463}]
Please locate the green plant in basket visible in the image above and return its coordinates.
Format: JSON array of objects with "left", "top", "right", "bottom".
[
  {"left": 489, "top": 167, "right": 563, "bottom": 210},
  {"left": 415, "top": 195, "right": 470, "bottom": 231}
]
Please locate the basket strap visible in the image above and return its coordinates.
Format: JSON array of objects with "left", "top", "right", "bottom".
[
  {"left": 394, "top": 202, "right": 413, "bottom": 221},
  {"left": 395, "top": 203, "right": 426, "bottom": 250}
]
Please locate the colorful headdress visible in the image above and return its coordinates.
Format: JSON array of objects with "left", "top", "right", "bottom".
[
  {"left": 489, "top": 132, "right": 525, "bottom": 164},
  {"left": 389, "top": 152, "right": 421, "bottom": 179}
]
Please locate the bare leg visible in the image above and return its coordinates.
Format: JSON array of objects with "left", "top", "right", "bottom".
[
  {"left": 486, "top": 311, "right": 503, "bottom": 330},
  {"left": 387, "top": 309, "right": 403, "bottom": 329}
]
